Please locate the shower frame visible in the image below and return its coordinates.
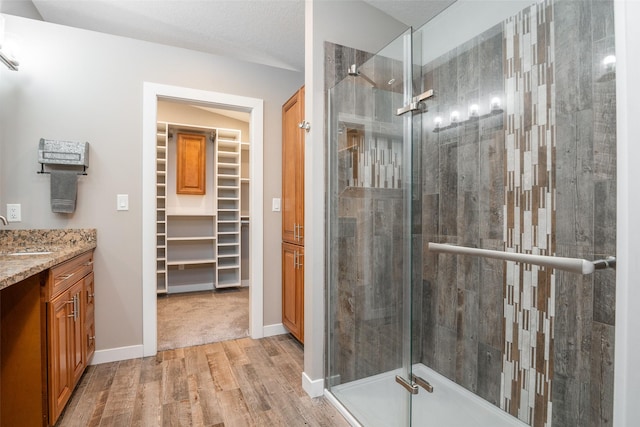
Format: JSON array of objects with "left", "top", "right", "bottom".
[{"left": 324, "top": 0, "right": 618, "bottom": 426}]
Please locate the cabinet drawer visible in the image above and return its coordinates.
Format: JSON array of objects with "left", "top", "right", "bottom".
[{"left": 47, "top": 251, "right": 94, "bottom": 300}]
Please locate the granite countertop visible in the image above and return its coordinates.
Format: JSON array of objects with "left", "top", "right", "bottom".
[{"left": 0, "top": 229, "right": 97, "bottom": 290}]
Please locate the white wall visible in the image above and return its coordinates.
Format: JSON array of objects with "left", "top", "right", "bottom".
[
  {"left": 0, "top": 14, "right": 302, "bottom": 355},
  {"left": 613, "top": 1, "right": 640, "bottom": 425},
  {"left": 303, "top": 0, "right": 408, "bottom": 396}
]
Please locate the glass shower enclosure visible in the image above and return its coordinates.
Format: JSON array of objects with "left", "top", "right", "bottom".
[{"left": 326, "top": 1, "right": 617, "bottom": 426}]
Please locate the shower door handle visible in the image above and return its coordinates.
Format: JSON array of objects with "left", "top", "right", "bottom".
[
  {"left": 427, "top": 242, "right": 616, "bottom": 275},
  {"left": 396, "top": 89, "right": 434, "bottom": 116},
  {"left": 395, "top": 375, "right": 419, "bottom": 394}
]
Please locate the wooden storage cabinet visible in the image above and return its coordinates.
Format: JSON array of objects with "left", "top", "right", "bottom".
[
  {"left": 45, "top": 250, "right": 95, "bottom": 425},
  {"left": 282, "top": 86, "right": 305, "bottom": 343},
  {"left": 282, "top": 87, "right": 305, "bottom": 246},
  {"left": 282, "top": 243, "right": 304, "bottom": 342}
]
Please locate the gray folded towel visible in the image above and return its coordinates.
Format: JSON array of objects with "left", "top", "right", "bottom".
[{"left": 51, "top": 170, "right": 78, "bottom": 213}]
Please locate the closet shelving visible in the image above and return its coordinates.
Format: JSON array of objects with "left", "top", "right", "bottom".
[
  {"left": 155, "top": 120, "right": 248, "bottom": 293},
  {"left": 156, "top": 122, "right": 168, "bottom": 294},
  {"left": 240, "top": 141, "right": 250, "bottom": 286},
  {"left": 216, "top": 129, "right": 242, "bottom": 288},
  {"left": 166, "top": 215, "right": 216, "bottom": 292}
]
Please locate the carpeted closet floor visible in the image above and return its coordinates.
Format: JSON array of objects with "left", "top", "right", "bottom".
[{"left": 157, "top": 287, "right": 249, "bottom": 351}]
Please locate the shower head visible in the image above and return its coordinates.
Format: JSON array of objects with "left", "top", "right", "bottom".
[{"left": 347, "top": 63, "right": 376, "bottom": 87}]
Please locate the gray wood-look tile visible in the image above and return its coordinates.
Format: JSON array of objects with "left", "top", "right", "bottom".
[{"left": 56, "top": 336, "right": 349, "bottom": 427}]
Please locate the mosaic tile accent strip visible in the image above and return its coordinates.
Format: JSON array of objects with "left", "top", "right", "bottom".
[
  {"left": 501, "top": 2, "right": 556, "bottom": 426},
  {"left": 343, "top": 129, "right": 403, "bottom": 189}
]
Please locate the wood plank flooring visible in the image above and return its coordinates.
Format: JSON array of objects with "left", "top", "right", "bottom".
[{"left": 56, "top": 335, "right": 349, "bottom": 427}]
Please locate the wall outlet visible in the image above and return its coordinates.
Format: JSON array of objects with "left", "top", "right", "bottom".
[{"left": 6, "top": 204, "right": 21, "bottom": 222}]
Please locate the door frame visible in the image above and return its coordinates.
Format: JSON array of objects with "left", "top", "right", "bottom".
[{"left": 142, "top": 82, "right": 264, "bottom": 356}]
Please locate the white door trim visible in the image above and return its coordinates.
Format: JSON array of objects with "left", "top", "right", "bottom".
[{"left": 142, "top": 82, "right": 264, "bottom": 356}]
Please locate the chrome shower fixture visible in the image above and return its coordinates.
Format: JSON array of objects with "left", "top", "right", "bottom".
[{"left": 347, "top": 63, "right": 377, "bottom": 87}]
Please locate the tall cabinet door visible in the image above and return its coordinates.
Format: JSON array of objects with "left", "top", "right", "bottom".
[
  {"left": 282, "top": 87, "right": 305, "bottom": 245},
  {"left": 282, "top": 242, "right": 304, "bottom": 342},
  {"left": 69, "top": 280, "right": 85, "bottom": 386}
]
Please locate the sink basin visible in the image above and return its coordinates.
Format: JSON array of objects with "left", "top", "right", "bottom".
[{"left": 9, "top": 251, "right": 53, "bottom": 256}]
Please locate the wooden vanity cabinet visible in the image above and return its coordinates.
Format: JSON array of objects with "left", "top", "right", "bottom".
[
  {"left": 44, "top": 250, "right": 95, "bottom": 425},
  {"left": 1, "top": 273, "right": 47, "bottom": 427}
]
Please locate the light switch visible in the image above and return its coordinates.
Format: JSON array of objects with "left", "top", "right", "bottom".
[
  {"left": 272, "top": 198, "right": 281, "bottom": 212},
  {"left": 117, "top": 194, "right": 129, "bottom": 211}
]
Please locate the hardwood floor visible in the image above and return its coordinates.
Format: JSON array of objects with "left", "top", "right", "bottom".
[{"left": 56, "top": 334, "right": 349, "bottom": 427}]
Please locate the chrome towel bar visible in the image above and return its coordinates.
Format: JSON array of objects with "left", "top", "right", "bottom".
[{"left": 427, "top": 243, "right": 616, "bottom": 275}]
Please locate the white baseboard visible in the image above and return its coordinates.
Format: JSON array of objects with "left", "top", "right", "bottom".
[
  {"left": 263, "top": 323, "right": 288, "bottom": 337},
  {"left": 91, "top": 324, "right": 286, "bottom": 366},
  {"left": 90, "top": 344, "right": 144, "bottom": 365},
  {"left": 302, "top": 371, "right": 324, "bottom": 397}
]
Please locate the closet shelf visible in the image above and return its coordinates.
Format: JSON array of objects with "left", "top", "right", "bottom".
[
  {"left": 167, "top": 236, "right": 216, "bottom": 242},
  {"left": 167, "top": 259, "right": 216, "bottom": 266}
]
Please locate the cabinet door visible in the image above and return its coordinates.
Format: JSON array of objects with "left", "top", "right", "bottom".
[
  {"left": 69, "top": 279, "right": 86, "bottom": 390},
  {"left": 84, "top": 272, "right": 96, "bottom": 361},
  {"left": 282, "top": 243, "right": 304, "bottom": 342},
  {"left": 282, "top": 87, "right": 305, "bottom": 245},
  {"left": 49, "top": 290, "right": 73, "bottom": 423},
  {"left": 177, "top": 133, "right": 207, "bottom": 195}
]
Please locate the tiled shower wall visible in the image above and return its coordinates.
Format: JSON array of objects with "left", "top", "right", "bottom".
[
  {"left": 326, "top": 0, "right": 616, "bottom": 425},
  {"left": 420, "top": 0, "right": 616, "bottom": 426}
]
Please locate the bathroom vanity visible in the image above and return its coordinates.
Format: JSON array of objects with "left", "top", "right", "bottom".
[{"left": 0, "top": 229, "right": 96, "bottom": 426}]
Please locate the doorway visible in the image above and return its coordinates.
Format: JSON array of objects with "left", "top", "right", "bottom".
[
  {"left": 155, "top": 99, "right": 251, "bottom": 350},
  {"left": 142, "top": 82, "right": 265, "bottom": 357}
]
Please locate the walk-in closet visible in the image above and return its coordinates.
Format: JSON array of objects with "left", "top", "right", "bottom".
[{"left": 155, "top": 100, "right": 250, "bottom": 350}]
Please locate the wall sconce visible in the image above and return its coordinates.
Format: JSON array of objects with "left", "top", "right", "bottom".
[
  {"left": 0, "top": 15, "right": 19, "bottom": 71},
  {"left": 602, "top": 55, "right": 616, "bottom": 72},
  {"left": 433, "top": 96, "right": 504, "bottom": 133},
  {"left": 468, "top": 103, "right": 480, "bottom": 118},
  {"left": 490, "top": 96, "right": 502, "bottom": 112}
]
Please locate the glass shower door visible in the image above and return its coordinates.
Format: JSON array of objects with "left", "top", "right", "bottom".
[
  {"left": 411, "top": 1, "right": 617, "bottom": 426},
  {"left": 326, "top": 27, "right": 418, "bottom": 426}
]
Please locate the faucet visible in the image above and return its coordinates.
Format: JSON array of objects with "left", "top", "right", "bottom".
[{"left": 0, "top": 216, "right": 7, "bottom": 225}]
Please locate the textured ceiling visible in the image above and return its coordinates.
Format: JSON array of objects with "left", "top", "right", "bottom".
[
  {"left": 364, "top": 0, "right": 454, "bottom": 28},
  {"left": 31, "top": 0, "right": 306, "bottom": 71},
  {"left": 4, "top": 0, "right": 456, "bottom": 72}
]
